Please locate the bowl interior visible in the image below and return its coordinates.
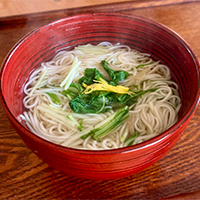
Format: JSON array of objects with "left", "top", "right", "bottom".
[{"left": 1, "top": 13, "right": 199, "bottom": 148}]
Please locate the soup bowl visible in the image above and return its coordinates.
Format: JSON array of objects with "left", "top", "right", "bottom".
[{"left": 0, "top": 13, "right": 199, "bottom": 180}]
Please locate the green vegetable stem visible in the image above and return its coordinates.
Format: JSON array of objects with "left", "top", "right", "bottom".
[
  {"left": 124, "top": 130, "right": 138, "bottom": 146},
  {"left": 46, "top": 93, "right": 61, "bottom": 104},
  {"left": 81, "top": 106, "right": 130, "bottom": 141}
]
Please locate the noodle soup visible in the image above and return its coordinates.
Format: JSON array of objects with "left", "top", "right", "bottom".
[{"left": 20, "top": 42, "right": 181, "bottom": 150}]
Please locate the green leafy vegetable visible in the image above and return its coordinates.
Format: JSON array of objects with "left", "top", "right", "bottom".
[
  {"left": 101, "top": 60, "right": 130, "bottom": 83},
  {"left": 81, "top": 106, "right": 130, "bottom": 141},
  {"left": 78, "top": 68, "right": 104, "bottom": 85},
  {"left": 65, "top": 60, "right": 157, "bottom": 114},
  {"left": 112, "top": 88, "right": 157, "bottom": 107},
  {"left": 62, "top": 83, "right": 84, "bottom": 99},
  {"left": 69, "top": 91, "right": 111, "bottom": 114}
]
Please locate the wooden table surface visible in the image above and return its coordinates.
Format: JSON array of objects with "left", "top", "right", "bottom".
[
  {"left": 0, "top": 0, "right": 133, "bottom": 17},
  {"left": 1, "top": 1, "right": 200, "bottom": 199}
]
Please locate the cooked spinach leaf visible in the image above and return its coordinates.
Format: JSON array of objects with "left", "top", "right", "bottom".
[
  {"left": 101, "top": 60, "right": 130, "bottom": 83},
  {"left": 62, "top": 83, "right": 84, "bottom": 99},
  {"left": 65, "top": 60, "right": 157, "bottom": 114},
  {"left": 78, "top": 68, "right": 104, "bottom": 85}
]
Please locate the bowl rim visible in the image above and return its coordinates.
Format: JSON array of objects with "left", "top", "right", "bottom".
[{"left": 1, "top": 13, "right": 200, "bottom": 155}]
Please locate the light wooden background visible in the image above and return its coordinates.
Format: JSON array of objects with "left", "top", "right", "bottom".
[
  {"left": 0, "top": 0, "right": 196, "bottom": 18},
  {"left": 0, "top": 0, "right": 133, "bottom": 17}
]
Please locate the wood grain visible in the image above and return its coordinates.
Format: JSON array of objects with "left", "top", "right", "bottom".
[
  {"left": 0, "top": 0, "right": 198, "bottom": 17},
  {"left": 0, "top": 0, "right": 133, "bottom": 17},
  {"left": 1, "top": 1, "right": 200, "bottom": 199}
]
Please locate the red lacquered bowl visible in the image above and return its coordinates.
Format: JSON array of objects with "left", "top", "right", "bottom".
[{"left": 0, "top": 13, "right": 200, "bottom": 180}]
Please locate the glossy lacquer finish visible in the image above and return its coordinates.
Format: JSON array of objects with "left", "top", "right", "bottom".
[{"left": 0, "top": 13, "right": 199, "bottom": 180}]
